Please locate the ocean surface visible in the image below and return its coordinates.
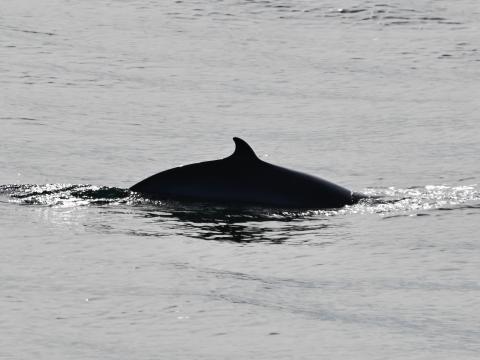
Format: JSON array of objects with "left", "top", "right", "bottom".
[{"left": 1, "top": 0, "right": 479, "bottom": 359}]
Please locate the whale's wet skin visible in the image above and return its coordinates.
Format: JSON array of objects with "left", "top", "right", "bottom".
[
  {"left": 131, "top": 138, "right": 361, "bottom": 209},
  {"left": 2, "top": 0, "right": 480, "bottom": 359}
]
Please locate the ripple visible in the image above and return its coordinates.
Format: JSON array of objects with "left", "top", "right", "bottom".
[
  {"left": 2, "top": 182, "right": 478, "bottom": 244},
  {"left": 0, "top": 184, "right": 134, "bottom": 206},
  {"left": 2, "top": 183, "right": 478, "bottom": 216},
  {"left": 1, "top": 25, "right": 56, "bottom": 36}
]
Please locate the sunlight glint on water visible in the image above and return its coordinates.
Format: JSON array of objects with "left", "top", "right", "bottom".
[{"left": 1, "top": 0, "right": 479, "bottom": 359}]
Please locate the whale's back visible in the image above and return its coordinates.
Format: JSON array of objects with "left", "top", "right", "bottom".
[{"left": 130, "top": 139, "right": 354, "bottom": 209}]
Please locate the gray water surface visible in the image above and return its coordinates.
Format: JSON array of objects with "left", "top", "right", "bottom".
[{"left": 1, "top": 0, "right": 480, "bottom": 359}]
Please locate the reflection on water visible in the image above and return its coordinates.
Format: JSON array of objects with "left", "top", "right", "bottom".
[
  {"left": 136, "top": 205, "right": 334, "bottom": 244},
  {"left": 1, "top": 183, "right": 479, "bottom": 244}
]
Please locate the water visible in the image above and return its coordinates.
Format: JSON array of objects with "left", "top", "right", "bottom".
[{"left": 1, "top": 0, "right": 480, "bottom": 359}]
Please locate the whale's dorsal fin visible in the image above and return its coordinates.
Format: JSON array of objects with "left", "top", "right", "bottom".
[{"left": 230, "top": 137, "right": 259, "bottom": 161}]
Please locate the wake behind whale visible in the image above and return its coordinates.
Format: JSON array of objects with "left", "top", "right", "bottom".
[
  {"left": 130, "top": 137, "right": 364, "bottom": 209},
  {"left": 1, "top": 183, "right": 477, "bottom": 220}
]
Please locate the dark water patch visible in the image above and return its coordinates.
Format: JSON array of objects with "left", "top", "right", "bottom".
[
  {"left": 385, "top": 21, "right": 411, "bottom": 26},
  {"left": 204, "top": 266, "right": 480, "bottom": 292},
  {"left": 208, "top": 283, "right": 473, "bottom": 336},
  {"left": 420, "top": 17, "right": 446, "bottom": 21},
  {"left": 124, "top": 229, "right": 171, "bottom": 238},
  {"left": 3, "top": 26, "right": 56, "bottom": 36},
  {"left": 382, "top": 214, "right": 409, "bottom": 220},
  {"left": 439, "top": 21, "right": 462, "bottom": 25},
  {"left": 383, "top": 16, "right": 410, "bottom": 20},
  {"left": 175, "top": 221, "right": 291, "bottom": 243},
  {"left": 128, "top": 203, "right": 331, "bottom": 244},
  {"left": 303, "top": 8, "right": 321, "bottom": 13},
  {"left": 399, "top": 8, "right": 418, "bottom": 13},
  {"left": 437, "top": 203, "right": 480, "bottom": 212},
  {"left": 0, "top": 116, "right": 43, "bottom": 125},
  {"left": 436, "top": 267, "right": 461, "bottom": 272},
  {"left": 21, "top": 118, "right": 44, "bottom": 125},
  {"left": 459, "top": 177, "right": 475, "bottom": 182},
  {"left": 382, "top": 213, "right": 429, "bottom": 220},
  {"left": 375, "top": 4, "right": 396, "bottom": 8},
  {"left": 20, "top": 29, "right": 56, "bottom": 36},
  {"left": 1, "top": 116, "right": 30, "bottom": 120},
  {"left": 172, "top": 218, "right": 332, "bottom": 244}
]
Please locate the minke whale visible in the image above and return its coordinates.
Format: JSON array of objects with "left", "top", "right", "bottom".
[{"left": 130, "top": 137, "right": 363, "bottom": 209}]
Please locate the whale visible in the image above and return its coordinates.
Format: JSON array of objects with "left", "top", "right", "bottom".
[{"left": 130, "top": 137, "right": 363, "bottom": 209}]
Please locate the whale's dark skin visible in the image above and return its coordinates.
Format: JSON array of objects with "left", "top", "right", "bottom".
[{"left": 130, "top": 137, "right": 362, "bottom": 209}]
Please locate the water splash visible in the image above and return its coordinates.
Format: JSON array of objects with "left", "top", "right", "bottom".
[
  {"left": 0, "top": 184, "right": 134, "bottom": 206},
  {"left": 319, "top": 184, "right": 479, "bottom": 217},
  {"left": 1, "top": 183, "right": 478, "bottom": 216},
  {"left": 2, "top": 183, "right": 478, "bottom": 244}
]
